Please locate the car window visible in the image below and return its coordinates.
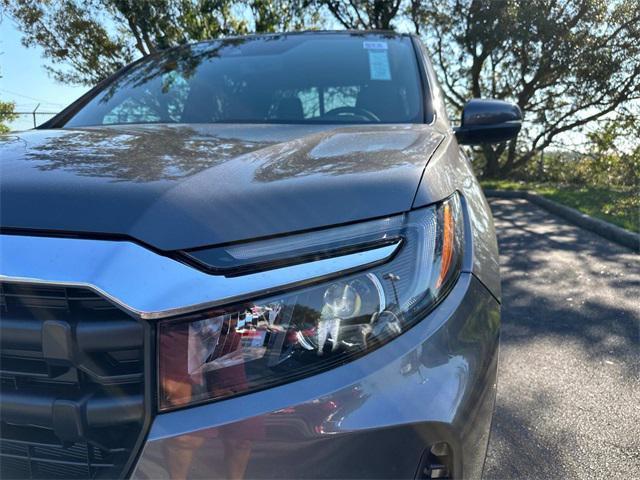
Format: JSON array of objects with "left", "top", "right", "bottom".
[
  {"left": 64, "top": 34, "right": 426, "bottom": 127},
  {"left": 98, "top": 72, "right": 190, "bottom": 124}
]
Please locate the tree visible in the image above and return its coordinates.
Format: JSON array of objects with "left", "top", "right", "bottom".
[
  {"left": 0, "top": 66, "right": 17, "bottom": 133},
  {"left": 410, "top": 0, "right": 640, "bottom": 177},
  {"left": 582, "top": 111, "right": 640, "bottom": 187},
  {"left": 2, "top": 0, "right": 322, "bottom": 86},
  {"left": 318, "top": 0, "right": 402, "bottom": 29},
  {"left": 0, "top": 99, "right": 17, "bottom": 133},
  {"left": 250, "top": 0, "right": 321, "bottom": 32}
]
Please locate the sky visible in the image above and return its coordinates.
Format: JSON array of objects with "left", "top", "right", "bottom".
[{"left": 1, "top": 18, "right": 89, "bottom": 131}]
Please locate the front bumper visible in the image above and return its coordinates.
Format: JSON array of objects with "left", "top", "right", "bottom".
[{"left": 132, "top": 273, "right": 499, "bottom": 479}]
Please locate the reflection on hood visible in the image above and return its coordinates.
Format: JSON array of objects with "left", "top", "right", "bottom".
[{"left": 1, "top": 123, "right": 445, "bottom": 250}]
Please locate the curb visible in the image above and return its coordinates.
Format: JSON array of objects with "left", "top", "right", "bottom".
[{"left": 484, "top": 189, "right": 640, "bottom": 252}]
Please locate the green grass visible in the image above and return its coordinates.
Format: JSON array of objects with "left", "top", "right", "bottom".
[{"left": 481, "top": 180, "right": 639, "bottom": 233}]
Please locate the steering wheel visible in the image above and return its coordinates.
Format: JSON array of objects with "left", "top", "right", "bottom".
[{"left": 322, "top": 106, "right": 380, "bottom": 122}]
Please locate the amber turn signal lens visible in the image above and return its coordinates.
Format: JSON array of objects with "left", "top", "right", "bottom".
[{"left": 436, "top": 202, "right": 454, "bottom": 289}]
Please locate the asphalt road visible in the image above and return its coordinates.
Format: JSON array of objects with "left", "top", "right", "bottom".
[{"left": 482, "top": 198, "right": 640, "bottom": 479}]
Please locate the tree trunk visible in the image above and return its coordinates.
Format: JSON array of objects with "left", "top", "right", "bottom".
[
  {"left": 498, "top": 138, "right": 519, "bottom": 177},
  {"left": 481, "top": 145, "right": 500, "bottom": 178}
]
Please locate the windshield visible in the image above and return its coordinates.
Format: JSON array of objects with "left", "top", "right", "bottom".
[{"left": 63, "top": 33, "right": 426, "bottom": 127}]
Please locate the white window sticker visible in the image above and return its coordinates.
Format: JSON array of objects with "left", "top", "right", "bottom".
[
  {"left": 363, "top": 41, "right": 388, "bottom": 50},
  {"left": 368, "top": 51, "right": 391, "bottom": 80}
]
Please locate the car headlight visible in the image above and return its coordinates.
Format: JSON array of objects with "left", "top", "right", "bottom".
[{"left": 158, "top": 193, "right": 464, "bottom": 410}]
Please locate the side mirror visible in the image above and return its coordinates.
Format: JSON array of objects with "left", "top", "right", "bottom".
[{"left": 454, "top": 99, "right": 522, "bottom": 145}]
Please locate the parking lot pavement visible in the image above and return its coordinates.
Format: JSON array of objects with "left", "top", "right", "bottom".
[{"left": 482, "top": 198, "right": 640, "bottom": 479}]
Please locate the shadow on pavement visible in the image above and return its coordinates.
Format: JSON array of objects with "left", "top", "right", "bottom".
[{"left": 483, "top": 198, "right": 639, "bottom": 479}]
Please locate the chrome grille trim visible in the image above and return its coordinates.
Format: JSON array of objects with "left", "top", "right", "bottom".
[{"left": 0, "top": 234, "right": 401, "bottom": 320}]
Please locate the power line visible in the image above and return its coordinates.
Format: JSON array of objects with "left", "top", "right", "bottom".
[
  {"left": 12, "top": 111, "right": 59, "bottom": 115},
  {"left": 0, "top": 88, "right": 66, "bottom": 107}
]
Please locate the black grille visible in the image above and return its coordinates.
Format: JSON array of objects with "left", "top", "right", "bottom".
[{"left": 0, "top": 282, "right": 146, "bottom": 479}]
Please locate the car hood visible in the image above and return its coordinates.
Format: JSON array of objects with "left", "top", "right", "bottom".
[{"left": 0, "top": 124, "right": 445, "bottom": 251}]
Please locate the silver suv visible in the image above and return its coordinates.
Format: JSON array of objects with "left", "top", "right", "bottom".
[{"left": 0, "top": 31, "right": 521, "bottom": 479}]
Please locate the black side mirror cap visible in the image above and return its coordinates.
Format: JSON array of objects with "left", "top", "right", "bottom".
[{"left": 454, "top": 99, "right": 523, "bottom": 145}]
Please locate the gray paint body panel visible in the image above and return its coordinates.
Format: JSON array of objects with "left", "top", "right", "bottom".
[{"left": 412, "top": 136, "right": 501, "bottom": 301}]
